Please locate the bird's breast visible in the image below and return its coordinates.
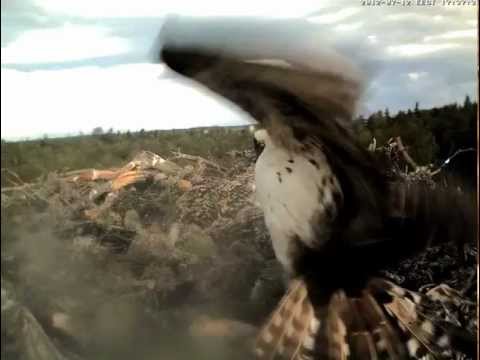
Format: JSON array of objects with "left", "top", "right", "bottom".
[{"left": 254, "top": 141, "right": 342, "bottom": 273}]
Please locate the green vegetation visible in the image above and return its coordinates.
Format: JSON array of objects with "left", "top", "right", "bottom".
[
  {"left": 354, "top": 97, "right": 476, "bottom": 185},
  {"left": 2, "top": 97, "right": 477, "bottom": 186},
  {"left": 1, "top": 126, "right": 253, "bottom": 186}
]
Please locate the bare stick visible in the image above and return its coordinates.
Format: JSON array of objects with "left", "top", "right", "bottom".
[
  {"left": 170, "top": 151, "right": 226, "bottom": 173},
  {"left": 394, "top": 136, "right": 419, "bottom": 171}
]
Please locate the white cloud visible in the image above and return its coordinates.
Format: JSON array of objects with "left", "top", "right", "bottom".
[
  {"left": 1, "top": 65, "right": 249, "bottom": 139},
  {"left": 367, "top": 35, "right": 378, "bottom": 44},
  {"left": 408, "top": 72, "right": 428, "bottom": 81},
  {"left": 386, "top": 43, "right": 462, "bottom": 57},
  {"left": 384, "top": 13, "right": 427, "bottom": 22},
  {"left": 1, "top": 23, "right": 131, "bottom": 64},
  {"left": 34, "top": 0, "right": 326, "bottom": 18},
  {"left": 423, "top": 29, "right": 476, "bottom": 42},
  {"left": 307, "top": 7, "right": 360, "bottom": 24},
  {"left": 334, "top": 21, "right": 364, "bottom": 32}
]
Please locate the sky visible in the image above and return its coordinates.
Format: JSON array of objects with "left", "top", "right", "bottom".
[{"left": 1, "top": 0, "right": 478, "bottom": 140}]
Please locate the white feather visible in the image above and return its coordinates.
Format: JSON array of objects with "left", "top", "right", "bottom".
[{"left": 254, "top": 130, "right": 339, "bottom": 273}]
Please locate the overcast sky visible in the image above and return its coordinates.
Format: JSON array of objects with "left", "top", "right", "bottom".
[{"left": 1, "top": 0, "right": 477, "bottom": 140}]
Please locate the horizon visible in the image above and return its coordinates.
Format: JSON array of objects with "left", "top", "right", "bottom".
[
  {"left": 2, "top": 97, "right": 475, "bottom": 142},
  {"left": 1, "top": 123, "right": 252, "bottom": 142}
]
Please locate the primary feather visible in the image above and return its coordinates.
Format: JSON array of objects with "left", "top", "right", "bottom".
[{"left": 154, "top": 15, "right": 476, "bottom": 359}]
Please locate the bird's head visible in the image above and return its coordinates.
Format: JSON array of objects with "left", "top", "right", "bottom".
[{"left": 252, "top": 129, "right": 269, "bottom": 160}]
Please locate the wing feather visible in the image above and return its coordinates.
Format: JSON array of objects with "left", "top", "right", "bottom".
[
  {"left": 255, "top": 279, "right": 314, "bottom": 360},
  {"left": 154, "top": 16, "right": 476, "bottom": 360},
  {"left": 255, "top": 278, "right": 475, "bottom": 360}
]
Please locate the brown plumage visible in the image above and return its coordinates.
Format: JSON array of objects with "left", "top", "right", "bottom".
[
  {"left": 153, "top": 15, "right": 477, "bottom": 359},
  {"left": 255, "top": 279, "right": 315, "bottom": 360},
  {"left": 256, "top": 278, "right": 472, "bottom": 360}
]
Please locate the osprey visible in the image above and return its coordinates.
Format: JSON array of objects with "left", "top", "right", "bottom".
[{"left": 154, "top": 16, "right": 476, "bottom": 359}]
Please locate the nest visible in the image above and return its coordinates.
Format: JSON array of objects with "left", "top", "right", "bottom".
[{"left": 2, "top": 144, "right": 476, "bottom": 360}]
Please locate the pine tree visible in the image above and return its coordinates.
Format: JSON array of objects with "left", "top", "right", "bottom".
[
  {"left": 414, "top": 102, "right": 420, "bottom": 116},
  {"left": 463, "top": 95, "right": 472, "bottom": 110},
  {"left": 385, "top": 108, "right": 390, "bottom": 119}
]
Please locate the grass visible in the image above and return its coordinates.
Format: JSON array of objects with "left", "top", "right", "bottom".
[{"left": 1, "top": 127, "right": 254, "bottom": 186}]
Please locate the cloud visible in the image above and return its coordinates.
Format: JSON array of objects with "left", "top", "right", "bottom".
[
  {"left": 2, "top": 23, "right": 131, "bottom": 64},
  {"left": 1, "top": 65, "right": 249, "bottom": 140},
  {"left": 408, "top": 72, "right": 428, "bottom": 81},
  {"left": 0, "top": 0, "right": 477, "bottom": 138},
  {"left": 307, "top": 7, "right": 360, "bottom": 24},
  {"left": 386, "top": 43, "right": 463, "bottom": 57},
  {"left": 367, "top": 35, "right": 378, "bottom": 44},
  {"left": 33, "top": 0, "right": 324, "bottom": 18},
  {"left": 334, "top": 21, "right": 364, "bottom": 32},
  {"left": 423, "top": 29, "right": 476, "bottom": 42},
  {"left": 1, "top": 0, "right": 58, "bottom": 46}
]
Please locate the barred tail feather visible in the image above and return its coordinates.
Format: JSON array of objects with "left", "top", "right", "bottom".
[
  {"left": 255, "top": 278, "right": 476, "bottom": 360},
  {"left": 255, "top": 279, "right": 316, "bottom": 360}
]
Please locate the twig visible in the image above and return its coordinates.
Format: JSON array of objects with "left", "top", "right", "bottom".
[
  {"left": 170, "top": 151, "right": 226, "bottom": 173},
  {"left": 428, "top": 147, "right": 476, "bottom": 177},
  {"left": 2, "top": 168, "right": 28, "bottom": 188},
  {"left": 62, "top": 168, "right": 119, "bottom": 177},
  {"left": 4, "top": 169, "right": 25, "bottom": 184},
  {"left": 394, "top": 136, "right": 419, "bottom": 171},
  {"left": 1, "top": 183, "right": 35, "bottom": 193}
]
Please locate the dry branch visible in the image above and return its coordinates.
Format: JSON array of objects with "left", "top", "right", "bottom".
[
  {"left": 384, "top": 137, "right": 446, "bottom": 178},
  {"left": 170, "top": 151, "right": 226, "bottom": 173},
  {"left": 1, "top": 183, "right": 36, "bottom": 193},
  {"left": 393, "top": 136, "right": 419, "bottom": 171}
]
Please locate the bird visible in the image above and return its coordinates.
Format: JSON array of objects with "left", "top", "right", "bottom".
[{"left": 153, "top": 15, "right": 477, "bottom": 359}]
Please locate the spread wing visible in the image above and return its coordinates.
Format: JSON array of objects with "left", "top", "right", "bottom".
[
  {"left": 153, "top": 15, "right": 476, "bottom": 359},
  {"left": 155, "top": 15, "right": 475, "bottom": 264},
  {"left": 155, "top": 16, "right": 363, "bottom": 127},
  {"left": 154, "top": 15, "right": 390, "bottom": 260}
]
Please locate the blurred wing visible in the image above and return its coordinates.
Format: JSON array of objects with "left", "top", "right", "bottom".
[
  {"left": 154, "top": 15, "right": 388, "bottom": 265},
  {"left": 154, "top": 16, "right": 364, "bottom": 125},
  {"left": 155, "top": 16, "right": 475, "bottom": 263}
]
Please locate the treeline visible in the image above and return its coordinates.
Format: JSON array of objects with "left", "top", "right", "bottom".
[
  {"left": 354, "top": 96, "right": 477, "bottom": 186},
  {"left": 1, "top": 97, "right": 477, "bottom": 187}
]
